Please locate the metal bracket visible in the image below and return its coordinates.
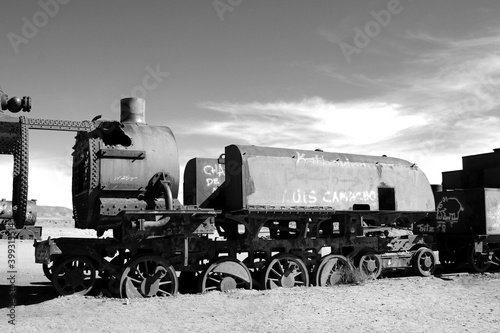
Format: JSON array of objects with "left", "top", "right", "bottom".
[{"left": 98, "top": 149, "right": 146, "bottom": 160}]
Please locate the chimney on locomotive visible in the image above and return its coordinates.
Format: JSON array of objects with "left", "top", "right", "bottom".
[{"left": 120, "top": 97, "right": 146, "bottom": 124}]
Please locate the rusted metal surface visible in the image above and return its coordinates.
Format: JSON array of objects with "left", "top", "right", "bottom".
[
  {"left": 417, "top": 148, "right": 500, "bottom": 273},
  {"left": 1, "top": 110, "right": 96, "bottom": 230},
  {"left": 0, "top": 199, "right": 37, "bottom": 224},
  {"left": 120, "top": 97, "right": 146, "bottom": 124},
  {"left": 420, "top": 188, "right": 500, "bottom": 236},
  {"left": 22, "top": 117, "right": 93, "bottom": 131},
  {"left": 420, "top": 148, "right": 500, "bottom": 236},
  {"left": 183, "top": 157, "right": 225, "bottom": 208},
  {"left": 1, "top": 94, "right": 31, "bottom": 112},
  {"left": 0, "top": 114, "right": 20, "bottom": 154},
  {"left": 224, "top": 144, "right": 435, "bottom": 213},
  {"left": 72, "top": 98, "right": 180, "bottom": 230},
  {"left": 1, "top": 110, "right": 29, "bottom": 230},
  {"left": 28, "top": 94, "right": 500, "bottom": 296}
]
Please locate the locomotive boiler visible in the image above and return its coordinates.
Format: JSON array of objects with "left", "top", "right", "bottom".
[{"left": 71, "top": 98, "right": 180, "bottom": 232}]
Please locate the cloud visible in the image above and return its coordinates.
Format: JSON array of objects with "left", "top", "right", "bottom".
[
  {"left": 320, "top": 27, "right": 500, "bottom": 150},
  {"left": 175, "top": 97, "right": 427, "bottom": 153}
]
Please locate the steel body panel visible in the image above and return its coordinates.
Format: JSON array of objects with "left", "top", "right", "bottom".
[
  {"left": 99, "top": 123, "right": 179, "bottom": 194},
  {"left": 183, "top": 158, "right": 225, "bottom": 207},
  {"left": 72, "top": 121, "right": 179, "bottom": 229},
  {"left": 443, "top": 149, "right": 500, "bottom": 190},
  {"left": 485, "top": 189, "right": 500, "bottom": 234},
  {"left": 421, "top": 188, "right": 500, "bottom": 235},
  {"left": 225, "top": 145, "right": 435, "bottom": 212},
  {"left": 0, "top": 116, "right": 20, "bottom": 154}
]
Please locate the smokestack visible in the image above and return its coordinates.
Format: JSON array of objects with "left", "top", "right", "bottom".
[{"left": 120, "top": 97, "right": 146, "bottom": 124}]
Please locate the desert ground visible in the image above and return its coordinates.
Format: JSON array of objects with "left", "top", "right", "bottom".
[{"left": 1, "top": 219, "right": 500, "bottom": 333}]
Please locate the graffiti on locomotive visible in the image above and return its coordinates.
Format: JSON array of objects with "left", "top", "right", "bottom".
[
  {"left": 203, "top": 163, "right": 225, "bottom": 193},
  {"left": 247, "top": 151, "right": 379, "bottom": 209}
]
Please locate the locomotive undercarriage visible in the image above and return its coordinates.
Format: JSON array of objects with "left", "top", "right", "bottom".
[
  {"left": 436, "top": 234, "right": 500, "bottom": 273},
  {"left": 35, "top": 209, "right": 436, "bottom": 297}
]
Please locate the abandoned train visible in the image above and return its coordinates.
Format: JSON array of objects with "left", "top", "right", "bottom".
[{"left": 24, "top": 97, "right": 500, "bottom": 297}]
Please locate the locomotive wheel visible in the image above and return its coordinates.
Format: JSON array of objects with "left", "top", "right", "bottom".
[
  {"left": 468, "top": 244, "right": 491, "bottom": 273},
  {"left": 42, "top": 262, "right": 53, "bottom": 281},
  {"left": 199, "top": 257, "right": 252, "bottom": 293},
  {"left": 357, "top": 253, "right": 382, "bottom": 280},
  {"left": 51, "top": 256, "right": 96, "bottom": 296},
  {"left": 412, "top": 248, "right": 436, "bottom": 277},
  {"left": 314, "top": 254, "right": 352, "bottom": 287},
  {"left": 260, "top": 254, "right": 309, "bottom": 290},
  {"left": 119, "top": 255, "right": 178, "bottom": 298}
]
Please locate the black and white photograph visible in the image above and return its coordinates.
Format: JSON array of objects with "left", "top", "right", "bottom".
[{"left": 1, "top": 1, "right": 500, "bottom": 332}]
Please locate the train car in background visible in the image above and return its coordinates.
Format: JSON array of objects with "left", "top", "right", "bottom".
[
  {"left": 0, "top": 92, "right": 41, "bottom": 239},
  {"left": 415, "top": 149, "right": 500, "bottom": 272}
]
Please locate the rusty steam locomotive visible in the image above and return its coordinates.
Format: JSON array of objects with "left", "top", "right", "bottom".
[{"left": 2, "top": 94, "right": 499, "bottom": 297}]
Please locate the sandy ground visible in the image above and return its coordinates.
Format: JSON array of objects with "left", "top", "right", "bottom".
[{"left": 1, "top": 219, "right": 500, "bottom": 332}]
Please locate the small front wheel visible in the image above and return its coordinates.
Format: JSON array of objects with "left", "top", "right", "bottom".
[
  {"left": 412, "top": 248, "right": 436, "bottom": 277},
  {"left": 51, "top": 256, "right": 96, "bottom": 295},
  {"left": 357, "top": 253, "right": 382, "bottom": 279}
]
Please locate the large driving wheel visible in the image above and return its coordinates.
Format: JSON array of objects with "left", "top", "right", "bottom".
[
  {"left": 119, "top": 255, "right": 178, "bottom": 298},
  {"left": 199, "top": 257, "right": 252, "bottom": 292},
  {"left": 412, "top": 248, "right": 436, "bottom": 276},
  {"left": 358, "top": 253, "right": 382, "bottom": 279},
  {"left": 260, "top": 254, "right": 309, "bottom": 290},
  {"left": 314, "top": 254, "right": 353, "bottom": 287},
  {"left": 468, "top": 244, "right": 491, "bottom": 273},
  {"left": 51, "top": 256, "right": 96, "bottom": 296}
]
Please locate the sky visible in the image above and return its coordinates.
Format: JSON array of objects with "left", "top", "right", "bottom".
[{"left": 1, "top": 0, "right": 499, "bottom": 208}]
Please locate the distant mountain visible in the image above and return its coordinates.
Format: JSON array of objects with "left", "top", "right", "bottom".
[{"left": 36, "top": 206, "right": 73, "bottom": 219}]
